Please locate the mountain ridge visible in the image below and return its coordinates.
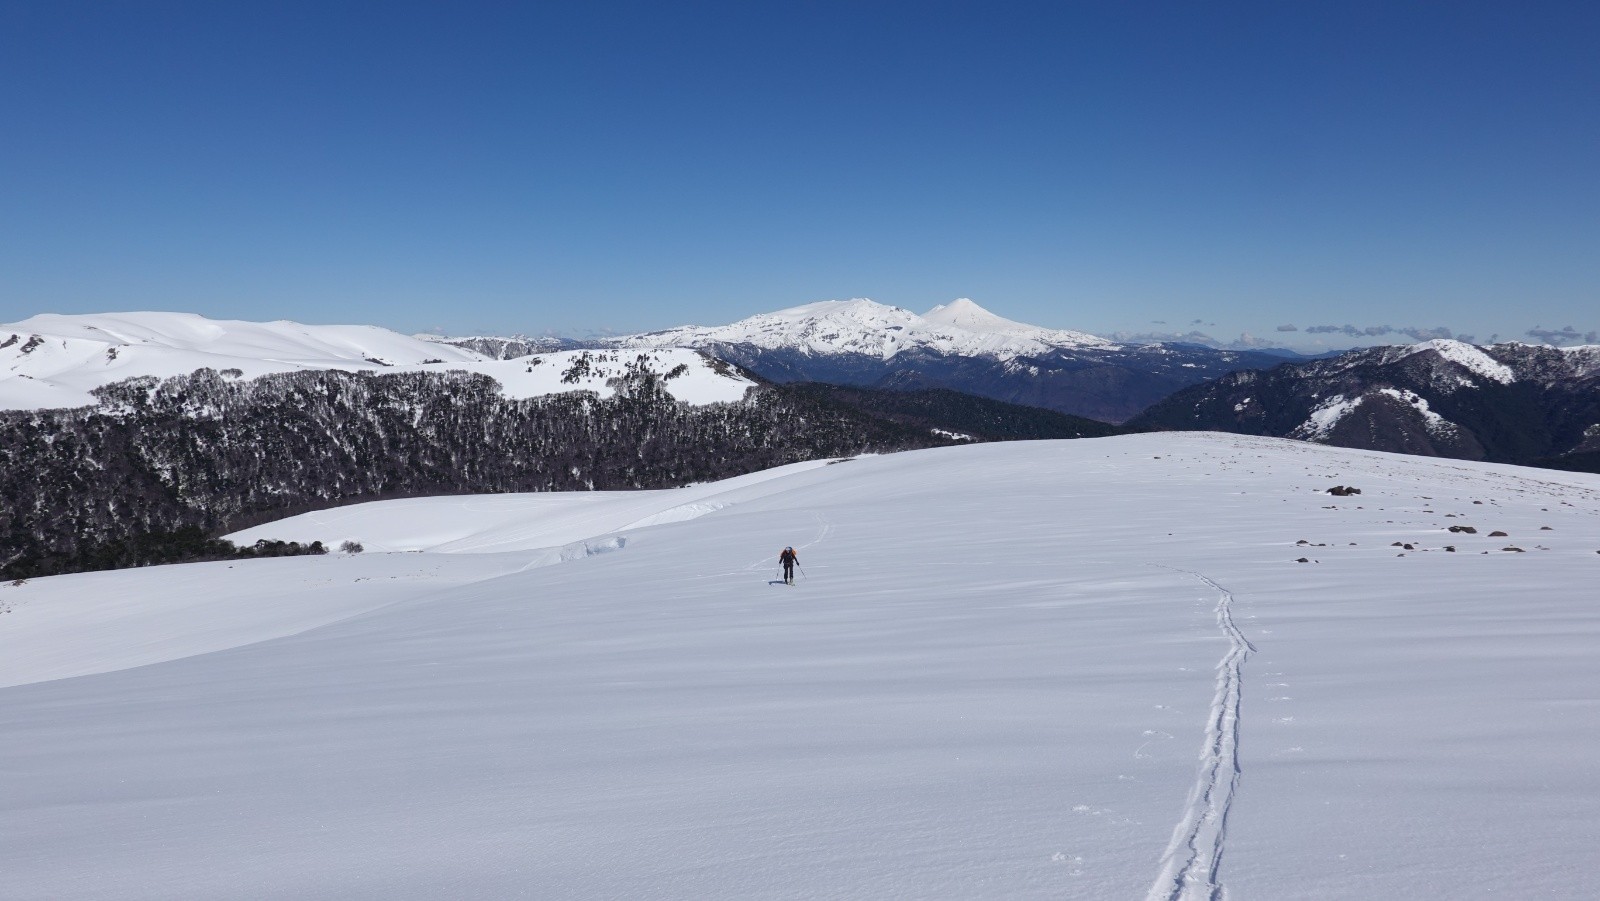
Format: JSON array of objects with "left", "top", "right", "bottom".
[
  {"left": 6, "top": 302, "right": 1293, "bottom": 422},
  {"left": 595, "top": 298, "right": 1293, "bottom": 422},
  {"left": 1130, "top": 339, "right": 1600, "bottom": 471}
]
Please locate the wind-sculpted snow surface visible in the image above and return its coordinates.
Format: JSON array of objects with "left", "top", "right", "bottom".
[{"left": 4, "top": 434, "right": 1600, "bottom": 899}]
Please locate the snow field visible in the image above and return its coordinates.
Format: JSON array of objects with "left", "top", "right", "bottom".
[{"left": 3, "top": 433, "right": 1599, "bottom": 899}]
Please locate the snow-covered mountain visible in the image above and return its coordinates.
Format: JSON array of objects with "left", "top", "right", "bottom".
[
  {"left": 0, "top": 313, "right": 750, "bottom": 410},
  {"left": 6, "top": 434, "right": 1599, "bottom": 898},
  {"left": 617, "top": 297, "right": 1114, "bottom": 360},
  {"left": 610, "top": 298, "right": 1291, "bottom": 423},
  {"left": 1132, "top": 339, "right": 1600, "bottom": 471}
]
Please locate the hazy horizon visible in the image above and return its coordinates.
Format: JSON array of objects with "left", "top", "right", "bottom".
[{"left": 3, "top": 2, "right": 1596, "bottom": 351}]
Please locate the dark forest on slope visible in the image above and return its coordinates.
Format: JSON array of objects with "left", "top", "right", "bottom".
[
  {"left": 1, "top": 366, "right": 1122, "bottom": 578},
  {"left": 1128, "top": 342, "right": 1600, "bottom": 473},
  {"left": 785, "top": 384, "right": 1124, "bottom": 441}
]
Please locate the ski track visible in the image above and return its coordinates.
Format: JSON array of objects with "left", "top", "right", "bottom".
[
  {"left": 733, "top": 508, "right": 833, "bottom": 580},
  {"left": 1145, "top": 568, "right": 1256, "bottom": 901}
]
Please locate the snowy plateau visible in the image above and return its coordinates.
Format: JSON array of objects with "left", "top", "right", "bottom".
[
  {"left": 4, "top": 433, "right": 1599, "bottom": 899},
  {"left": 0, "top": 312, "right": 754, "bottom": 410}
]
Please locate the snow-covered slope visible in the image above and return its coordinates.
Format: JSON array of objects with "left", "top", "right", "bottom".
[
  {"left": 226, "top": 458, "right": 836, "bottom": 556},
  {"left": 5, "top": 434, "right": 1599, "bottom": 899},
  {"left": 618, "top": 297, "right": 1115, "bottom": 360},
  {"left": 0, "top": 314, "right": 752, "bottom": 409},
  {"left": 1396, "top": 338, "right": 1516, "bottom": 383},
  {"left": 1321, "top": 338, "right": 1600, "bottom": 388}
]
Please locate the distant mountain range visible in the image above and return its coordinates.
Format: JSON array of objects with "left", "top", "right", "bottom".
[
  {"left": 1130, "top": 339, "right": 1600, "bottom": 472},
  {"left": 598, "top": 299, "right": 1307, "bottom": 423},
  {"left": 11, "top": 307, "right": 1596, "bottom": 487},
  {"left": 5, "top": 302, "right": 1309, "bottom": 423},
  {"left": 0, "top": 313, "right": 760, "bottom": 410},
  {"left": 569, "top": 299, "right": 1305, "bottom": 423}
]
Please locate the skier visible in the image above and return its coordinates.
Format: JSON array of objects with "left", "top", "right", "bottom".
[{"left": 779, "top": 546, "right": 799, "bottom": 584}]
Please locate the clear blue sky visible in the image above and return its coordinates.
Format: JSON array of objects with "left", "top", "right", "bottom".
[{"left": 2, "top": 1, "right": 1596, "bottom": 348}]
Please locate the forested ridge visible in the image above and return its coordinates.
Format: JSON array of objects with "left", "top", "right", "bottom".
[
  {"left": 2, "top": 364, "right": 1111, "bottom": 578},
  {"left": 1129, "top": 342, "right": 1600, "bottom": 471}
]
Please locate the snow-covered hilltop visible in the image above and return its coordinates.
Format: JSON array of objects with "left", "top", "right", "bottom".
[
  {"left": 5, "top": 434, "right": 1600, "bottom": 898},
  {"left": 0, "top": 312, "right": 752, "bottom": 410},
  {"left": 617, "top": 297, "right": 1114, "bottom": 360}
]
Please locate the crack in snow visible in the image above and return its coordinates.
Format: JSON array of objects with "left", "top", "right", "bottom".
[{"left": 1145, "top": 569, "right": 1255, "bottom": 901}]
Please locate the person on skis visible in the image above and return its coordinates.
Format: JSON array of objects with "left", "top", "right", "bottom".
[{"left": 779, "top": 546, "right": 799, "bottom": 584}]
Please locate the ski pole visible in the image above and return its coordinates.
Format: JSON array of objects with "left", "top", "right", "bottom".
[{"left": 797, "top": 563, "right": 806, "bottom": 580}]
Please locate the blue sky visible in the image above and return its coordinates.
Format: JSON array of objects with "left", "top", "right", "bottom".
[{"left": 2, "top": 1, "right": 1596, "bottom": 348}]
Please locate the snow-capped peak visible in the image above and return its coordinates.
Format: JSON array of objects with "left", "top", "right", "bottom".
[
  {"left": 923, "top": 298, "right": 1031, "bottom": 334},
  {"left": 923, "top": 297, "right": 1111, "bottom": 348},
  {"left": 1403, "top": 339, "right": 1515, "bottom": 384}
]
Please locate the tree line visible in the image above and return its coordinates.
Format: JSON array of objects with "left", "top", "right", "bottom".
[{"left": 1, "top": 364, "right": 949, "bottom": 578}]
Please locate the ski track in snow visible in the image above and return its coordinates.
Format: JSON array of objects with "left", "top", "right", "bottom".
[
  {"left": 1146, "top": 568, "right": 1256, "bottom": 901},
  {"left": 731, "top": 508, "right": 833, "bottom": 580},
  {"left": 804, "top": 509, "right": 833, "bottom": 551}
]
